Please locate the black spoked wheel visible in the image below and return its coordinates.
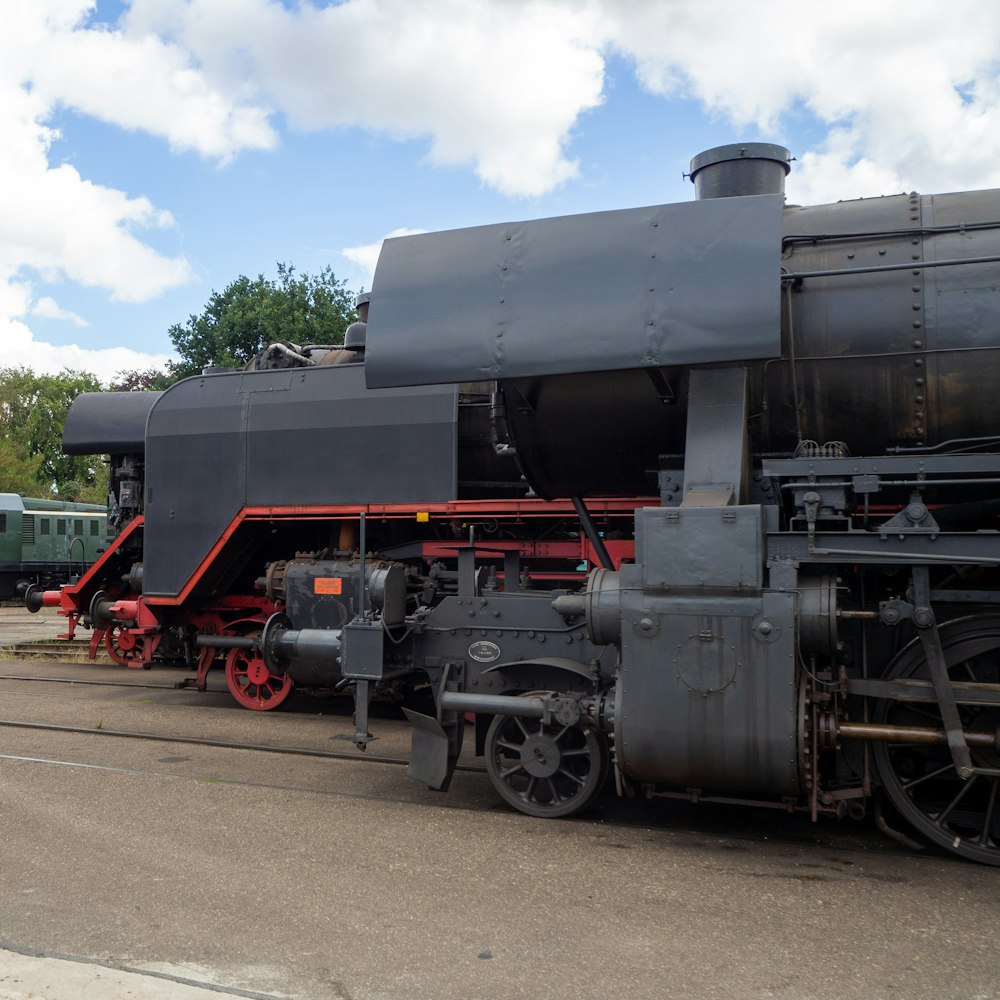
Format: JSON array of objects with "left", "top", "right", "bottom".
[
  {"left": 485, "top": 712, "right": 608, "bottom": 819},
  {"left": 873, "top": 615, "right": 1000, "bottom": 865}
]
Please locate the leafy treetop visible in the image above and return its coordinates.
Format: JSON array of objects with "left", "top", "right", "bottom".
[
  {"left": 167, "top": 262, "right": 356, "bottom": 379},
  {"left": 0, "top": 367, "right": 106, "bottom": 503}
]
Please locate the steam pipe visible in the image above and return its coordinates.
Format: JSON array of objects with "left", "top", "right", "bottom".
[
  {"left": 785, "top": 253, "right": 1000, "bottom": 281},
  {"left": 196, "top": 635, "right": 257, "bottom": 650},
  {"left": 439, "top": 692, "right": 546, "bottom": 718},
  {"left": 572, "top": 497, "right": 614, "bottom": 571}
]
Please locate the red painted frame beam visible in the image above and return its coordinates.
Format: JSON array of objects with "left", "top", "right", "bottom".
[{"left": 145, "top": 498, "right": 650, "bottom": 606}]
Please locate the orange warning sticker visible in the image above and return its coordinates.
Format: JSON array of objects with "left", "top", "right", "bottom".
[{"left": 314, "top": 577, "right": 343, "bottom": 595}]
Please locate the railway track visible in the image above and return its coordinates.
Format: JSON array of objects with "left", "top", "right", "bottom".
[
  {"left": 0, "top": 670, "right": 904, "bottom": 859},
  {"left": 0, "top": 668, "right": 487, "bottom": 772},
  {"left": 0, "top": 715, "right": 902, "bottom": 859},
  {"left": 0, "top": 716, "right": 492, "bottom": 770},
  {"left": 0, "top": 671, "right": 187, "bottom": 691},
  {"left": 0, "top": 639, "right": 112, "bottom": 662}
]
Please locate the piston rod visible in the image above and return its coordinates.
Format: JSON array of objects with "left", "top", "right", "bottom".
[{"left": 837, "top": 720, "right": 998, "bottom": 749}]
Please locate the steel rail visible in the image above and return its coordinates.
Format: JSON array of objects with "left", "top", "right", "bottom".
[
  {"left": 0, "top": 717, "right": 487, "bottom": 773},
  {"left": 0, "top": 673, "right": 182, "bottom": 691}
]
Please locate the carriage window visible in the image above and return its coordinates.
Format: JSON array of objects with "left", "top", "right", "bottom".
[
  {"left": 74, "top": 519, "right": 83, "bottom": 535},
  {"left": 57, "top": 519, "right": 66, "bottom": 535},
  {"left": 90, "top": 520, "right": 99, "bottom": 536},
  {"left": 0, "top": 513, "right": 6, "bottom": 532},
  {"left": 39, "top": 518, "right": 49, "bottom": 536}
]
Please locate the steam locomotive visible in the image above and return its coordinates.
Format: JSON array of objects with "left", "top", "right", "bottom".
[{"left": 29, "top": 143, "right": 1000, "bottom": 864}]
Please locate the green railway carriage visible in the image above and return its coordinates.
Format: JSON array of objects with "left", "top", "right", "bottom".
[{"left": 0, "top": 493, "right": 111, "bottom": 601}]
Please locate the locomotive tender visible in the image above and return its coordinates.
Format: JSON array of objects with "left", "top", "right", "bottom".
[{"left": 32, "top": 143, "right": 1000, "bottom": 864}]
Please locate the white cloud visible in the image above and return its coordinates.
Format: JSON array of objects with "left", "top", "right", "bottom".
[
  {"left": 1, "top": 264, "right": 169, "bottom": 382},
  {"left": 6, "top": 1, "right": 1000, "bottom": 215},
  {"left": 594, "top": 0, "right": 1000, "bottom": 203},
  {"left": 1, "top": 315, "right": 172, "bottom": 384},
  {"left": 6, "top": 0, "right": 1000, "bottom": 378},
  {"left": 342, "top": 228, "right": 427, "bottom": 287},
  {"left": 126, "top": 0, "right": 605, "bottom": 197},
  {"left": 7, "top": 1, "right": 277, "bottom": 163},
  {"left": 118, "top": 0, "right": 1000, "bottom": 205},
  {"left": 31, "top": 297, "right": 89, "bottom": 326},
  {"left": 0, "top": 0, "right": 280, "bottom": 378},
  {"left": 0, "top": 1, "right": 277, "bottom": 304}
]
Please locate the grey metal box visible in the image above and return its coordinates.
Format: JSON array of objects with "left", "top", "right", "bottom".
[
  {"left": 340, "top": 621, "right": 385, "bottom": 680},
  {"left": 636, "top": 505, "right": 763, "bottom": 591}
]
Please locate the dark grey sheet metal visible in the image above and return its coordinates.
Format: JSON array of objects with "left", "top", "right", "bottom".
[
  {"left": 143, "top": 365, "right": 457, "bottom": 598},
  {"left": 62, "top": 391, "right": 163, "bottom": 455},
  {"left": 615, "top": 507, "right": 799, "bottom": 796},
  {"left": 242, "top": 365, "right": 457, "bottom": 506},
  {"left": 365, "top": 193, "right": 783, "bottom": 388},
  {"left": 615, "top": 587, "right": 800, "bottom": 795}
]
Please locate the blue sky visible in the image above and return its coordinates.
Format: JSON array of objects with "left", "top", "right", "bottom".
[{"left": 6, "top": 1, "right": 1000, "bottom": 381}]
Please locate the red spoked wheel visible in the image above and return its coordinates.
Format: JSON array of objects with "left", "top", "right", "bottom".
[
  {"left": 225, "top": 642, "right": 293, "bottom": 711},
  {"left": 105, "top": 625, "right": 143, "bottom": 667}
]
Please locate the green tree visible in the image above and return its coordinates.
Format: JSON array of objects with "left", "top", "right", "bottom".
[
  {"left": 108, "top": 367, "right": 174, "bottom": 392},
  {"left": 0, "top": 435, "right": 44, "bottom": 497},
  {"left": 168, "top": 262, "right": 356, "bottom": 379},
  {"left": 0, "top": 367, "right": 106, "bottom": 500}
]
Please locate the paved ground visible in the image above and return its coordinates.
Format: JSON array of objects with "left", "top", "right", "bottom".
[
  {"left": 0, "top": 612, "right": 999, "bottom": 999},
  {"left": 0, "top": 606, "right": 74, "bottom": 647}
]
